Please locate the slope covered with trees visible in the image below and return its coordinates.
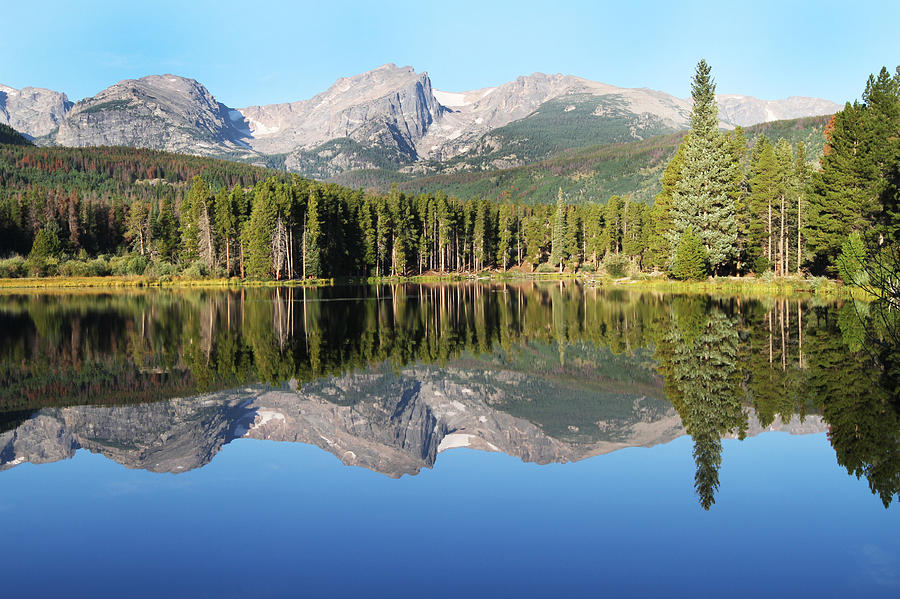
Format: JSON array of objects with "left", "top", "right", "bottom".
[{"left": 333, "top": 115, "right": 830, "bottom": 206}]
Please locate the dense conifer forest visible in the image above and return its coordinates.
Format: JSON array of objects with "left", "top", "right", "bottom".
[{"left": 0, "top": 63, "right": 897, "bottom": 282}]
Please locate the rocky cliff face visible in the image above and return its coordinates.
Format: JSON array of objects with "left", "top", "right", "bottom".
[
  {"left": 717, "top": 94, "right": 842, "bottom": 128},
  {"left": 0, "top": 66, "right": 841, "bottom": 177},
  {"left": 0, "top": 364, "right": 828, "bottom": 478},
  {"left": 0, "top": 84, "right": 72, "bottom": 138},
  {"left": 240, "top": 64, "right": 441, "bottom": 157},
  {"left": 53, "top": 75, "right": 252, "bottom": 156}
]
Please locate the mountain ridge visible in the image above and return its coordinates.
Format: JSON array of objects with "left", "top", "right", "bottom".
[{"left": 0, "top": 64, "right": 840, "bottom": 179}]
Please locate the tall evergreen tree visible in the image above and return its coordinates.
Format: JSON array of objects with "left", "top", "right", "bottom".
[
  {"left": 305, "top": 186, "right": 323, "bottom": 278},
  {"left": 549, "top": 188, "right": 568, "bottom": 271},
  {"left": 669, "top": 60, "right": 738, "bottom": 274},
  {"left": 807, "top": 66, "right": 900, "bottom": 272},
  {"left": 647, "top": 139, "right": 686, "bottom": 272}
]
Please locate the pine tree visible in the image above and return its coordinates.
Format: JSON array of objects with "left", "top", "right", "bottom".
[
  {"left": 180, "top": 176, "right": 210, "bottom": 264},
  {"left": 496, "top": 203, "right": 515, "bottom": 270},
  {"left": 243, "top": 181, "right": 277, "bottom": 279},
  {"left": 124, "top": 201, "right": 150, "bottom": 256},
  {"left": 305, "top": 186, "right": 322, "bottom": 278},
  {"left": 214, "top": 187, "right": 236, "bottom": 275},
  {"left": 549, "top": 188, "right": 568, "bottom": 271},
  {"left": 647, "top": 139, "right": 686, "bottom": 272},
  {"left": 669, "top": 60, "right": 738, "bottom": 275},
  {"left": 747, "top": 137, "right": 778, "bottom": 273},
  {"left": 793, "top": 141, "right": 812, "bottom": 274},
  {"left": 153, "top": 194, "right": 177, "bottom": 261},
  {"left": 671, "top": 228, "right": 709, "bottom": 280},
  {"left": 807, "top": 66, "right": 900, "bottom": 272},
  {"left": 564, "top": 204, "right": 581, "bottom": 268}
]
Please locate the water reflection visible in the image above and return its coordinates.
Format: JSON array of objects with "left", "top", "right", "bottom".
[{"left": 0, "top": 283, "right": 897, "bottom": 508}]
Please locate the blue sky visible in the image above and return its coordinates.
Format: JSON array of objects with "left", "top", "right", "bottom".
[{"left": 1, "top": 0, "right": 897, "bottom": 107}]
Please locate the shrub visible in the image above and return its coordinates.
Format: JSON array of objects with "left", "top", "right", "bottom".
[
  {"left": 535, "top": 263, "right": 556, "bottom": 273},
  {"left": 578, "top": 263, "right": 596, "bottom": 273},
  {"left": 603, "top": 253, "right": 631, "bottom": 278},
  {"left": 0, "top": 256, "right": 27, "bottom": 278},
  {"left": 108, "top": 254, "right": 148, "bottom": 276},
  {"left": 143, "top": 261, "right": 178, "bottom": 280},
  {"left": 752, "top": 255, "right": 771, "bottom": 275},
  {"left": 58, "top": 257, "right": 113, "bottom": 277},
  {"left": 181, "top": 260, "right": 209, "bottom": 280},
  {"left": 671, "top": 229, "right": 709, "bottom": 280}
]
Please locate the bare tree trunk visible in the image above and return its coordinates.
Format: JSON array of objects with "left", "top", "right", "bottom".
[
  {"left": 797, "top": 195, "right": 802, "bottom": 275},
  {"left": 288, "top": 227, "right": 294, "bottom": 280},
  {"left": 780, "top": 194, "right": 786, "bottom": 276},
  {"left": 767, "top": 203, "right": 772, "bottom": 265}
]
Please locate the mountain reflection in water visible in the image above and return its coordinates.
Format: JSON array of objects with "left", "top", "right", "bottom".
[{"left": 0, "top": 282, "right": 897, "bottom": 509}]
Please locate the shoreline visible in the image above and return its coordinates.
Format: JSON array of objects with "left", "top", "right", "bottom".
[{"left": 0, "top": 272, "right": 853, "bottom": 298}]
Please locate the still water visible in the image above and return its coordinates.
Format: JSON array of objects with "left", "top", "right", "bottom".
[{"left": 1, "top": 282, "right": 898, "bottom": 597}]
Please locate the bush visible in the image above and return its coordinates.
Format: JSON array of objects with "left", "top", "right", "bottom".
[
  {"left": 58, "top": 257, "right": 112, "bottom": 277},
  {"left": 143, "top": 261, "right": 178, "bottom": 280},
  {"left": 181, "top": 260, "right": 209, "bottom": 280},
  {"left": 671, "top": 229, "right": 709, "bottom": 281},
  {"left": 108, "top": 254, "right": 148, "bottom": 276},
  {"left": 578, "top": 263, "right": 596, "bottom": 273},
  {"left": 603, "top": 253, "right": 631, "bottom": 278},
  {"left": 0, "top": 256, "right": 27, "bottom": 278},
  {"left": 752, "top": 255, "right": 771, "bottom": 275},
  {"left": 26, "top": 256, "right": 61, "bottom": 277},
  {"left": 535, "top": 263, "right": 556, "bottom": 273}
]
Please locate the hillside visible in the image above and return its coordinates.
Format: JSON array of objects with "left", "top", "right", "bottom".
[
  {"left": 334, "top": 114, "right": 832, "bottom": 204},
  {"left": 0, "top": 124, "right": 30, "bottom": 146}
]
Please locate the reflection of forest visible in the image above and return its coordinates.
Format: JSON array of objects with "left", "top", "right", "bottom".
[{"left": 0, "top": 282, "right": 896, "bottom": 507}]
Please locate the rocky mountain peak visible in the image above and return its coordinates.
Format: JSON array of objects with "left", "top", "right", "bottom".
[
  {"left": 0, "top": 83, "right": 72, "bottom": 138},
  {"left": 53, "top": 73, "right": 249, "bottom": 155},
  {"left": 1, "top": 65, "right": 843, "bottom": 179}
]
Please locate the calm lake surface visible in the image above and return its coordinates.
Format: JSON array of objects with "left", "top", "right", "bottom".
[{"left": 1, "top": 282, "right": 898, "bottom": 597}]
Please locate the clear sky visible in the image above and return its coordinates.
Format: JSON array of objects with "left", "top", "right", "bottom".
[{"left": 1, "top": 0, "right": 897, "bottom": 107}]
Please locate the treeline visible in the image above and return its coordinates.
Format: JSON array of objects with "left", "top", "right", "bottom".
[{"left": 0, "top": 144, "right": 288, "bottom": 260}]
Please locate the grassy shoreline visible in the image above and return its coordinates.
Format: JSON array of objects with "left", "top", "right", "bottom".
[{"left": 0, "top": 271, "right": 856, "bottom": 299}]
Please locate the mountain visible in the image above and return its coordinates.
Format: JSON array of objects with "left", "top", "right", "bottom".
[
  {"left": 52, "top": 74, "right": 254, "bottom": 158},
  {"left": 0, "top": 84, "right": 71, "bottom": 139},
  {"left": 1, "top": 65, "right": 841, "bottom": 181}
]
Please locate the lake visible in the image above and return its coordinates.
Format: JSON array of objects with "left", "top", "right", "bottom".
[{"left": 1, "top": 282, "right": 898, "bottom": 597}]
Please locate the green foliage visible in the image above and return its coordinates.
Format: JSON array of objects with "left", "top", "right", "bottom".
[
  {"left": 29, "top": 227, "right": 61, "bottom": 261},
  {"left": 806, "top": 66, "right": 900, "bottom": 272},
  {"left": 671, "top": 229, "right": 709, "bottom": 280},
  {"left": 0, "top": 255, "right": 27, "bottom": 277},
  {"left": 0, "top": 124, "right": 31, "bottom": 146},
  {"left": 836, "top": 232, "right": 869, "bottom": 285},
  {"left": 603, "top": 253, "right": 631, "bottom": 278},
  {"left": 670, "top": 60, "right": 737, "bottom": 274}
]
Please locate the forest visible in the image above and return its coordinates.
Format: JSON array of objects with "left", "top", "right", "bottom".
[{"left": 0, "top": 63, "right": 897, "bottom": 283}]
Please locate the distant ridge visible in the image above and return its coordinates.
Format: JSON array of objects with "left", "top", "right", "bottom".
[{"left": 0, "top": 65, "right": 840, "bottom": 180}]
